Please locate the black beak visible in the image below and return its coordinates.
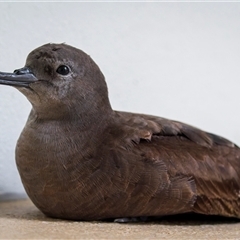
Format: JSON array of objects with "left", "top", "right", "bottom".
[{"left": 0, "top": 67, "right": 38, "bottom": 87}]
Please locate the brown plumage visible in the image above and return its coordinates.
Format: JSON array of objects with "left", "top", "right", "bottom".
[{"left": 0, "top": 43, "right": 239, "bottom": 221}]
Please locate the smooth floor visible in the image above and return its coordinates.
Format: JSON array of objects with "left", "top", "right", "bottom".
[{"left": 0, "top": 199, "right": 239, "bottom": 239}]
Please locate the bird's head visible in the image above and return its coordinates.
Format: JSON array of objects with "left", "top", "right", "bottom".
[{"left": 0, "top": 43, "right": 112, "bottom": 120}]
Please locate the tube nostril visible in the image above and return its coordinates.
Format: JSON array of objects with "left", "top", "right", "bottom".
[
  {"left": 13, "top": 67, "right": 32, "bottom": 75},
  {"left": 14, "top": 69, "right": 21, "bottom": 75}
]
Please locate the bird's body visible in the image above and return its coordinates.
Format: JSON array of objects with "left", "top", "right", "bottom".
[{"left": 0, "top": 43, "right": 240, "bottom": 221}]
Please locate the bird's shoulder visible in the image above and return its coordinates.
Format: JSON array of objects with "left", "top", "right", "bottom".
[{"left": 110, "top": 111, "right": 237, "bottom": 149}]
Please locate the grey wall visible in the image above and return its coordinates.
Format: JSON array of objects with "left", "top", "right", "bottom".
[{"left": 0, "top": 2, "right": 240, "bottom": 200}]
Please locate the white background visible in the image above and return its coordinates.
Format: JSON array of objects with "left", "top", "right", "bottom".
[{"left": 0, "top": 2, "right": 240, "bottom": 199}]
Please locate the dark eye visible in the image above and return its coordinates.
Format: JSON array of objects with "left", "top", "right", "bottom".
[{"left": 56, "top": 65, "right": 70, "bottom": 75}]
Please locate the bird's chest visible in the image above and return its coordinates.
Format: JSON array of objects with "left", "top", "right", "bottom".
[{"left": 15, "top": 123, "right": 105, "bottom": 214}]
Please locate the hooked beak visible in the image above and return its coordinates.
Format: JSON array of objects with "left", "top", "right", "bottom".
[{"left": 0, "top": 67, "right": 38, "bottom": 87}]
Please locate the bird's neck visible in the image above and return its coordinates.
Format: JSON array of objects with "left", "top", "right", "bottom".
[
  {"left": 28, "top": 104, "right": 113, "bottom": 133},
  {"left": 29, "top": 97, "right": 112, "bottom": 126}
]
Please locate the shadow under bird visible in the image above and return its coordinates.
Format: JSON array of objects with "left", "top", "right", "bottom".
[{"left": 0, "top": 43, "right": 240, "bottom": 222}]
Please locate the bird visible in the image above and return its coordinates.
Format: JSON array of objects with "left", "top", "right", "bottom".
[{"left": 0, "top": 43, "right": 239, "bottom": 222}]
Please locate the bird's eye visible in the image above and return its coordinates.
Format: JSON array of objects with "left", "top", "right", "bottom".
[{"left": 56, "top": 65, "right": 70, "bottom": 75}]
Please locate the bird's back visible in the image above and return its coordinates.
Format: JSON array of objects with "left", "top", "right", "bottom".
[{"left": 107, "top": 111, "right": 240, "bottom": 219}]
